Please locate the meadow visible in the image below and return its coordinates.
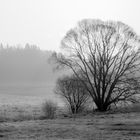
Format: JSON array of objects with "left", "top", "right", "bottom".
[
  {"left": 0, "top": 84, "right": 140, "bottom": 139},
  {"left": 0, "top": 111, "right": 140, "bottom": 139},
  {"left": 0, "top": 84, "right": 61, "bottom": 121}
]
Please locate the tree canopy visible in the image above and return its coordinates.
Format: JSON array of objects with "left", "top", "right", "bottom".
[{"left": 53, "top": 19, "right": 140, "bottom": 111}]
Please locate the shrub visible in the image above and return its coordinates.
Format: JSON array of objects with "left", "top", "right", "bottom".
[
  {"left": 55, "top": 75, "right": 89, "bottom": 114},
  {"left": 42, "top": 100, "right": 57, "bottom": 119}
]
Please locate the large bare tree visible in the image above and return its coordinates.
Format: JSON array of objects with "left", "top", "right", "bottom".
[{"left": 53, "top": 19, "right": 140, "bottom": 111}]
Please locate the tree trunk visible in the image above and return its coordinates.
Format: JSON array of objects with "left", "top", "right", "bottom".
[{"left": 95, "top": 102, "right": 109, "bottom": 112}]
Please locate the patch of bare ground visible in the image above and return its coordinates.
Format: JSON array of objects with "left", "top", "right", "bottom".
[{"left": 0, "top": 112, "right": 139, "bottom": 139}]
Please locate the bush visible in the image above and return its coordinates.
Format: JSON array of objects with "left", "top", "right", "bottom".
[
  {"left": 42, "top": 100, "right": 57, "bottom": 119},
  {"left": 55, "top": 75, "right": 89, "bottom": 114}
]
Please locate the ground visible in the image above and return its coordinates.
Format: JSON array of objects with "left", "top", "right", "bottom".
[{"left": 0, "top": 112, "right": 140, "bottom": 140}]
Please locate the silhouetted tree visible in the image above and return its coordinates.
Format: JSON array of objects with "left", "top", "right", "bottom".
[
  {"left": 53, "top": 19, "right": 140, "bottom": 111},
  {"left": 55, "top": 75, "right": 89, "bottom": 114}
]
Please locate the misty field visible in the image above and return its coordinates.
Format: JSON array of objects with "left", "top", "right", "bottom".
[
  {"left": 0, "top": 85, "right": 140, "bottom": 139},
  {"left": 0, "top": 84, "right": 63, "bottom": 121}
]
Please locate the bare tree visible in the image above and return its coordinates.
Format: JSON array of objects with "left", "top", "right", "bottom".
[
  {"left": 52, "top": 19, "right": 140, "bottom": 111},
  {"left": 55, "top": 75, "right": 89, "bottom": 114}
]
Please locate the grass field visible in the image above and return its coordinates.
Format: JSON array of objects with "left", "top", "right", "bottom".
[
  {"left": 0, "top": 85, "right": 140, "bottom": 139},
  {"left": 0, "top": 112, "right": 140, "bottom": 140}
]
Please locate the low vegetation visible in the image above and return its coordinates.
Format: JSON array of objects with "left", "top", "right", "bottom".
[
  {"left": 0, "top": 104, "right": 41, "bottom": 122},
  {"left": 42, "top": 100, "right": 57, "bottom": 119},
  {"left": 0, "top": 101, "right": 140, "bottom": 139},
  {"left": 0, "top": 111, "right": 140, "bottom": 139}
]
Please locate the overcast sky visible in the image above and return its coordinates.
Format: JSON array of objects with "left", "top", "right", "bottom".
[{"left": 0, "top": 0, "right": 140, "bottom": 51}]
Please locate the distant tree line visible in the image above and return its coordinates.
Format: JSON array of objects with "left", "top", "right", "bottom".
[{"left": 0, "top": 44, "right": 56, "bottom": 84}]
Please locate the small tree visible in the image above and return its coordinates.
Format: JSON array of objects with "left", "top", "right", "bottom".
[
  {"left": 52, "top": 19, "right": 140, "bottom": 111},
  {"left": 55, "top": 75, "right": 89, "bottom": 114}
]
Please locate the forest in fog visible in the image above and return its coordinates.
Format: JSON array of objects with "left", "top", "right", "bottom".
[{"left": 0, "top": 44, "right": 58, "bottom": 86}]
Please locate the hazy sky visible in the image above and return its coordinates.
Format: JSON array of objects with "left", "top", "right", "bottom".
[{"left": 0, "top": 0, "right": 140, "bottom": 51}]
